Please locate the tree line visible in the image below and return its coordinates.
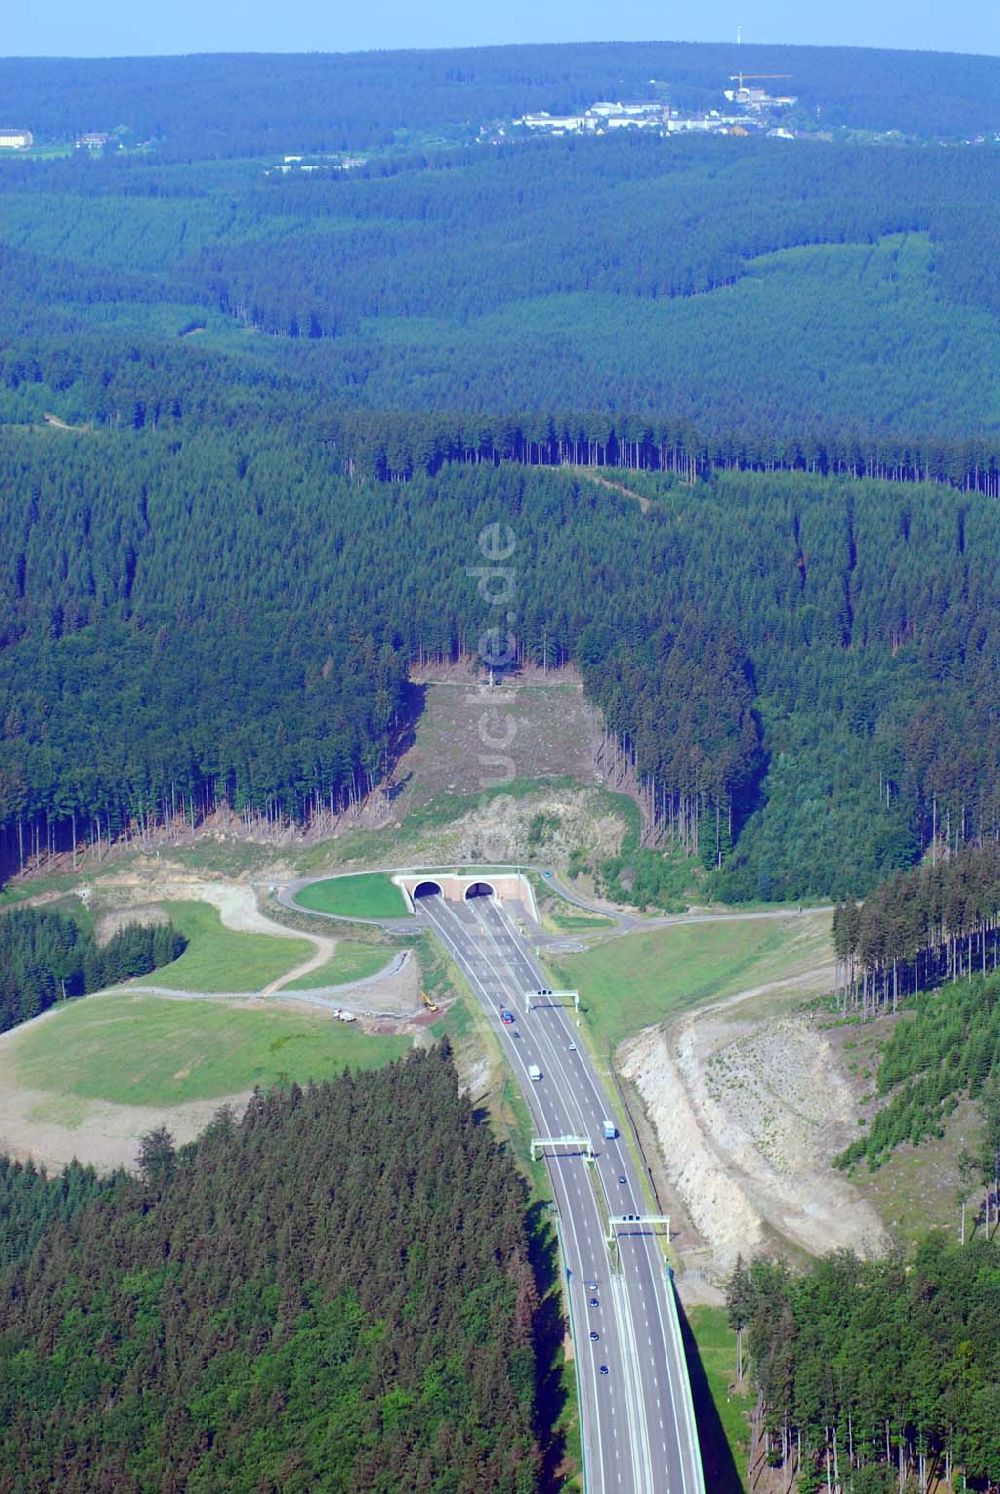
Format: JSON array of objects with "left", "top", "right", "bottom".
[
  {"left": 0, "top": 905, "right": 186, "bottom": 1031},
  {"left": 834, "top": 970, "right": 1000, "bottom": 1173},
  {"left": 330, "top": 409, "right": 1000, "bottom": 500},
  {"left": 0, "top": 43, "right": 996, "bottom": 158},
  {"left": 1, "top": 425, "right": 997, "bottom": 901},
  {"left": 833, "top": 842, "right": 1000, "bottom": 1018},
  {"left": 727, "top": 1236, "right": 1000, "bottom": 1493},
  {"left": 0, "top": 1045, "right": 547, "bottom": 1491}
]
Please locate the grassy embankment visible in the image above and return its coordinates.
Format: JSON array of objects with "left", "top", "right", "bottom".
[
  {"left": 685, "top": 1306, "right": 752, "bottom": 1493},
  {"left": 549, "top": 910, "right": 832, "bottom": 1052},
  {"left": 155, "top": 901, "right": 311, "bottom": 992},
  {"left": 293, "top": 872, "right": 410, "bottom": 919},
  {"left": 8, "top": 992, "right": 409, "bottom": 1108},
  {"left": 283, "top": 942, "right": 393, "bottom": 990},
  {"left": 543, "top": 912, "right": 831, "bottom": 1489},
  {"left": 526, "top": 872, "right": 615, "bottom": 933},
  {"left": 0, "top": 897, "right": 413, "bottom": 1112}
]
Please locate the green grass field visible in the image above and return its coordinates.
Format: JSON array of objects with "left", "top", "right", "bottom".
[
  {"left": 294, "top": 873, "right": 410, "bottom": 920},
  {"left": 9, "top": 990, "right": 409, "bottom": 1106},
  {"left": 686, "top": 1305, "right": 751, "bottom": 1492},
  {"left": 282, "top": 941, "right": 394, "bottom": 990},
  {"left": 549, "top": 912, "right": 831, "bottom": 1050},
  {"left": 155, "top": 901, "right": 312, "bottom": 992}
]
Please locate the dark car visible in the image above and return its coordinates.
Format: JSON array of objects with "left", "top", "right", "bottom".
[
  {"left": 589, "top": 1331, "right": 599, "bottom": 1341},
  {"left": 589, "top": 1297, "right": 599, "bottom": 1308},
  {"left": 599, "top": 1365, "right": 609, "bottom": 1375},
  {"left": 618, "top": 1175, "right": 627, "bottom": 1185}
]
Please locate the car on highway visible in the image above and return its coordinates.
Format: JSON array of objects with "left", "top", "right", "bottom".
[
  {"left": 500, "top": 1009, "right": 514, "bottom": 1024},
  {"left": 568, "top": 1041, "right": 577, "bottom": 1051},
  {"left": 589, "top": 1297, "right": 599, "bottom": 1308},
  {"left": 599, "top": 1365, "right": 609, "bottom": 1375},
  {"left": 618, "top": 1175, "right": 627, "bottom": 1185},
  {"left": 589, "top": 1331, "right": 599, "bottom": 1341}
]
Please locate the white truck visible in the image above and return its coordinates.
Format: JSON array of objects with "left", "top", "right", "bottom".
[
  {"left": 603, "top": 1119, "right": 617, "bottom": 1139},
  {"left": 528, "top": 1064, "right": 542, "bottom": 1082}
]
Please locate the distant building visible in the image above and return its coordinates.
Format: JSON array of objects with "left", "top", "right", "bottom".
[
  {"left": 505, "top": 78, "right": 796, "bottom": 145},
  {"left": 0, "top": 129, "right": 33, "bottom": 149},
  {"left": 723, "top": 88, "right": 797, "bottom": 110},
  {"left": 518, "top": 100, "right": 668, "bottom": 135},
  {"left": 519, "top": 112, "right": 596, "bottom": 133}
]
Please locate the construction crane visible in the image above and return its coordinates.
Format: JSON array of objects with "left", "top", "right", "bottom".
[{"left": 728, "top": 72, "right": 792, "bottom": 100}]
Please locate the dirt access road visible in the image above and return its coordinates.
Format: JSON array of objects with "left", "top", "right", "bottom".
[
  {"left": 622, "top": 966, "right": 889, "bottom": 1299},
  {"left": 0, "top": 876, "right": 418, "bottom": 1175}
]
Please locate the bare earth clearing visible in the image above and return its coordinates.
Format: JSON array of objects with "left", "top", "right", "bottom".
[
  {"left": 0, "top": 1060, "right": 237, "bottom": 1175},
  {"left": 623, "top": 962, "right": 890, "bottom": 1300},
  {"left": 391, "top": 674, "right": 604, "bottom": 807}
]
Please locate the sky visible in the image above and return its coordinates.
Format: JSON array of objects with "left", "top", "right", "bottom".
[{"left": 4, "top": 0, "right": 999, "bottom": 59}]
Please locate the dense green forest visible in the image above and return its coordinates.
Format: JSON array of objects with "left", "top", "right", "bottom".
[
  {"left": 727, "top": 1237, "right": 1000, "bottom": 1492},
  {"left": 0, "top": 1046, "right": 546, "bottom": 1491},
  {"left": 0, "top": 1155, "right": 114, "bottom": 1271},
  {"left": 0, "top": 427, "right": 997, "bottom": 898},
  {"left": 1, "top": 136, "right": 998, "bottom": 437},
  {"left": 0, "top": 47, "right": 997, "bottom": 899},
  {"left": 0, "top": 906, "right": 186, "bottom": 1031},
  {"left": 833, "top": 843, "right": 1000, "bottom": 1016}
]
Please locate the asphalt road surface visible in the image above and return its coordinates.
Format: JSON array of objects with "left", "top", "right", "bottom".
[{"left": 418, "top": 889, "right": 705, "bottom": 1494}]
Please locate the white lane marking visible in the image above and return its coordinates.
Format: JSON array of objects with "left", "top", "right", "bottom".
[
  {"left": 436, "top": 895, "right": 701, "bottom": 1492},
  {"left": 422, "top": 896, "right": 613, "bottom": 1491},
  {"left": 479, "top": 903, "right": 670, "bottom": 1489},
  {"left": 479, "top": 898, "right": 668, "bottom": 1491},
  {"left": 611, "top": 1270, "right": 654, "bottom": 1494}
]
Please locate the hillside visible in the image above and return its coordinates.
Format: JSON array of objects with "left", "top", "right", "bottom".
[
  {"left": 0, "top": 43, "right": 997, "bottom": 907},
  {"left": 0, "top": 42, "right": 997, "bottom": 155},
  {"left": 0, "top": 1049, "right": 545, "bottom": 1491}
]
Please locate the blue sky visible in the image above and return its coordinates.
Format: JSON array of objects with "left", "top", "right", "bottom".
[{"left": 4, "top": 0, "right": 998, "bottom": 58}]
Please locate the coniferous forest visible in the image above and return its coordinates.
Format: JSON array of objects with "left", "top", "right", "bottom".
[
  {"left": 0, "top": 48, "right": 998, "bottom": 900},
  {"left": 1, "top": 41, "right": 999, "bottom": 1493},
  {"left": 727, "top": 1239, "right": 1000, "bottom": 1492},
  {"left": 0, "top": 905, "right": 186, "bottom": 1032},
  {"left": 0, "top": 1048, "right": 543, "bottom": 1492}
]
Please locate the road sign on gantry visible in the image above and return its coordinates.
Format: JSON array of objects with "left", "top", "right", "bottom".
[
  {"left": 531, "top": 1135, "right": 594, "bottom": 1161},
  {"left": 606, "top": 1214, "right": 671, "bottom": 1247}
]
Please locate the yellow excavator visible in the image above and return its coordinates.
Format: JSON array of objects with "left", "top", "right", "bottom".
[{"left": 420, "top": 990, "right": 439, "bottom": 1013}]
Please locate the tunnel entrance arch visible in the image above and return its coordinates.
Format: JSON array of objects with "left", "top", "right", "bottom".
[
  {"left": 464, "top": 881, "right": 496, "bottom": 900},
  {"left": 413, "top": 880, "right": 444, "bottom": 899},
  {"left": 396, "top": 871, "right": 536, "bottom": 917}
]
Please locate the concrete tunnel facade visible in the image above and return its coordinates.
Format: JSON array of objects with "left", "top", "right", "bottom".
[{"left": 396, "top": 873, "right": 537, "bottom": 919}]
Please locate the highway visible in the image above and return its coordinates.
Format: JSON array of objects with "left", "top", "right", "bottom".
[{"left": 417, "top": 888, "right": 705, "bottom": 1494}]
